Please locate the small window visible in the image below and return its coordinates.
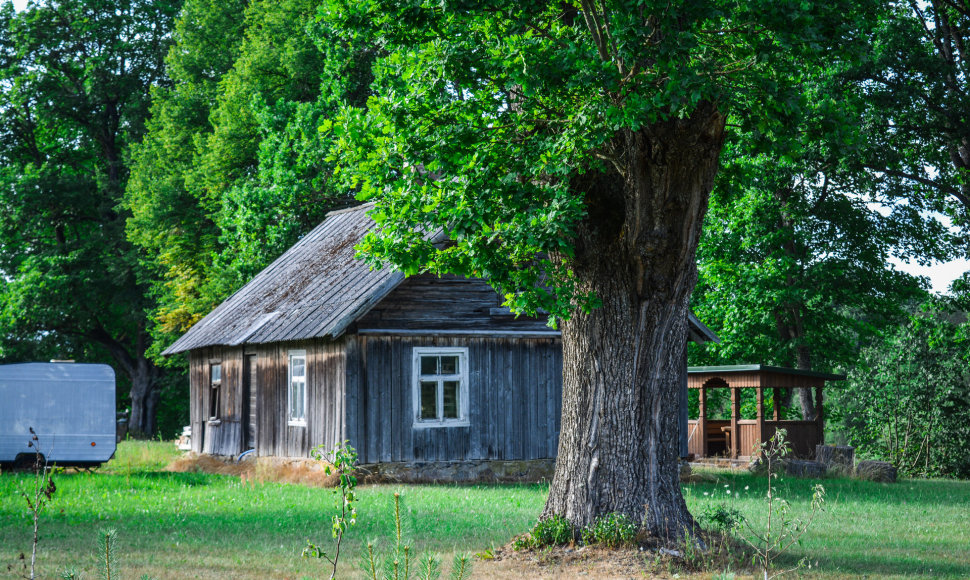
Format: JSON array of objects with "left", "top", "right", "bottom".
[
  {"left": 288, "top": 350, "right": 307, "bottom": 426},
  {"left": 208, "top": 362, "right": 222, "bottom": 421},
  {"left": 412, "top": 347, "right": 468, "bottom": 428}
]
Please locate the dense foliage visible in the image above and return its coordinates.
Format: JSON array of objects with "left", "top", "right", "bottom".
[
  {"left": 833, "top": 300, "right": 970, "bottom": 478},
  {"left": 125, "top": 0, "right": 359, "bottom": 357},
  {"left": 0, "top": 0, "right": 182, "bottom": 434},
  {"left": 689, "top": 0, "right": 963, "bottom": 420}
]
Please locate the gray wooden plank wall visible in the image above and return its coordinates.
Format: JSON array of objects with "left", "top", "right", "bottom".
[
  {"left": 347, "top": 335, "right": 562, "bottom": 464},
  {"left": 355, "top": 274, "right": 552, "bottom": 332},
  {"left": 252, "top": 338, "right": 347, "bottom": 458},
  {"left": 191, "top": 338, "right": 347, "bottom": 459},
  {"left": 190, "top": 346, "right": 244, "bottom": 456}
]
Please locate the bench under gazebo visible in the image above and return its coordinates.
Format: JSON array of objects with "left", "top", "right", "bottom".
[{"left": 687, "top": 365, "right": 845, "bottom": 460}]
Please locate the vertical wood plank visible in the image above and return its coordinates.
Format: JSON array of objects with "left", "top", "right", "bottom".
[
  {"left": 816, "top": 385, "right": 824, "bottom": 449},
  {"left": 698, "top": 385, "right": 708, "bottom": 458},
  {"left": 730, "top": 387, "right": 740, "bottom": 459},
  {"left": 756, "top": 386, "right": 765, "bottom": 457}
]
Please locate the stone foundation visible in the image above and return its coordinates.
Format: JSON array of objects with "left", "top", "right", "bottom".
[{"left": 357, "top": 459, "right": 557, "bottom": 484}]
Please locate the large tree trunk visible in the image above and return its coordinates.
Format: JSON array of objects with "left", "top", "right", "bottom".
[
  {"left": 128, "top": 356, "right": 162, "bottom": 436},
  {"left": 795, "top": 344, "right": 818, "bottom": 420},
  {"left": 543, "top": 103, "right": 725, "bottom": 540},
  {"left": 87, "top": 326, "right": 162, "bottom": 436}
]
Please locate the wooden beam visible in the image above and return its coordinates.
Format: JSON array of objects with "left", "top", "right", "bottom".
[
  {"left": 772, "top": 387, "right": 781, "bottom": 421},
  {"left": 730, "top": 386, "right": 740, "bottom": 459},
  {"left": 698, "top": 385, "right": 708, "bottom": 458},
  {"left": 816, "top": 385, "right": 824, "bottom": 447},
  {"left": 356, "top": 328, "right": 561, "bottom": 337},
  {"left": 756, "top": 386, "right": 765, "bottom": 457}
]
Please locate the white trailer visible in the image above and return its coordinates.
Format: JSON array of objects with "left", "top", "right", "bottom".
[{"left": 0, "top": 362, "right": 117, "bottom": 467}]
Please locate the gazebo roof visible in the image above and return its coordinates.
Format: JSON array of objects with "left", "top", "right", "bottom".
[{"left": 687, "top": 364, "right": 845, "bottom": 389}]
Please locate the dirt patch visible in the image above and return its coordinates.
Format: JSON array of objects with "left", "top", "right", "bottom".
[
  {"left": 165, "top": 453, "right": 339, "bottom": 487},
  {"left": 473, "top": 532, "right": 751, "bottom": 580},
  {"left": 476, "top": 543, "right": 673, "bottom": 579}
]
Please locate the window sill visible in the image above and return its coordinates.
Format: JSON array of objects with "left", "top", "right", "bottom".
[
  {"left": 287, "top": 420, "right": 307, "bottom": 428},
  {"left": 412, "top": 420, "right": 469, "bottom": 430},
  {"left": 207, "top": 419, "right": 222, "bottom": 426}
]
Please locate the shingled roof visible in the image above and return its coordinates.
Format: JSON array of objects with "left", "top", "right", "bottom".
[
  {"left": 163, "top": 203, "right": 717, "bottom": 355},
  {"left": 162, "top": 204, "right": 402, "bottom": 355}
]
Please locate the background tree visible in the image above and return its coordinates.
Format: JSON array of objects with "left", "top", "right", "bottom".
[
  {"left": 860, "top": 1, "right": 970, "bottom": 233},
  {"left": 125, "top": 0, "right": 364, "bottom": 357},
  {"left": 0, "top": 0, "right": 181, "bottom": 435},
  {"left": 691, "top": 68, "right": 957, "bottom": 419},
  {"left": 831, "top": 297, "right": 970, "bottom": 478},
  {"left": 321, "top": 0, "right": 875, "bottom": 537}
]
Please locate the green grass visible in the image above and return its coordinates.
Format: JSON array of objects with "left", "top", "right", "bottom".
[
  {"left": 1, "top": 443, "right": 544, "bottom": 579},
  {"left": 684, "top": 468, "right": 970, "bottom": 578},
  {"left": 2, "top": 442, "right": 969, "bottom": 578}
]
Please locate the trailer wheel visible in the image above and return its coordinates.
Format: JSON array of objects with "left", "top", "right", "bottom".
[{"left": 13, "top": 453, "right": 44, "bottom": 471}]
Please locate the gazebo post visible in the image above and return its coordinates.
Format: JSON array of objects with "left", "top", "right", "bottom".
[
  {"left": 816, "top": 385, "right": 824, "bottom": 447},
  {"left": 730, "top": 386, "right": 740, "bottom": 459},
  {"left": 772, "top": 387, "right": 780, "bottom": 421},
  {"left": 698, "top": 384, "right": 708, "bottom": 457},
  {"left": 756, "top": 386, "right": 765, "bottom": 456}
]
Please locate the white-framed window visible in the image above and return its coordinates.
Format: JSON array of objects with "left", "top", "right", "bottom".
[
  {"left": 208, "top": 362, "right": 222, "bottom": 421},
  {"left": 287, "top": 350, "right": 307, "bottom": 426},
  {"left": 412, "top": 347, "right": 469, "bottom": 428}
]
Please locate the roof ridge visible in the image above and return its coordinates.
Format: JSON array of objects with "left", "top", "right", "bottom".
[{"left": 326, "top": 202, "right": 375, "bottom": 217}]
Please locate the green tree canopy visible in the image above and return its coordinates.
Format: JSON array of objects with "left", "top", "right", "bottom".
[
  {"left": 320, "top": 0, "right": 880, "bottom": 536},
  {"left": 0, "top": 0, "right": 181, "bottom": 434},
  {"left": 125, "top": 0, "right": 364, "bottom": 355}
]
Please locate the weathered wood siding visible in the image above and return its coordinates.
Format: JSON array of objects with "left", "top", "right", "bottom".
[
  {"left": 250, "top": 339, "right": 347, "bottom": 458},
  {"left": 189, "top": 346, "right": 245, "bottom": 456},
  {"left": 189, "top": 339, "right": 347, "bottom": 458},
  {"left": 355, "top": 274, "right": 552, "bottom": 333},
  {"left": 346, "top": 335, "right": 562, "bottom": 464}
]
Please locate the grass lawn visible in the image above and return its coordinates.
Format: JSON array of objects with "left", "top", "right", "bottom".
[{"left": 1, "top": 442, "right": 968, "bottom": 579}]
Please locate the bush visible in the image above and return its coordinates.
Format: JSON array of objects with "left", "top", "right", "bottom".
[
  {"left": 531, "top": 514, "right": 573, "bottom": 547},
  {"left": 512, "top": 514, "right": 574, "bottom": 550},
  {"left": 580, "top": 513, "right": 637, "bottom": 548},
  {"left": 699, "top": 503, "right": 743, "bottom": 534},
  {"left": 831, "top": 300, "right": 970, "bottom": 479}
]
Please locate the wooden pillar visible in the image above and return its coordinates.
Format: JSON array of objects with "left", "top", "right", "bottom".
[
  {"left": 698, "top": 385, "right": 708, "bottom": 457},
  {"left": 772, "top": 387, "right": 781, "bottom": 421},
  {"left": 730, "top": 386, "right": 740, "bottom": 459},
  {"left": 679, "top": 350, "right": 689, "bottom": 459},
  {"left": 816, "top": 385, "right": 825, "bottom": 446},
  {"left": 756, "top": 386, "right": 765, "bottom": 456}
]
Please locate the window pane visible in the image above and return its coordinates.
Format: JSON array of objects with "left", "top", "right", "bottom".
[
  {"left": 420, "top": 381, "right": 438, "bottom": 420},
  {"left": 211, "top": 364, "right": 221, "bottom": 382},
  {"left": 286, "top": 383, "right": 294, "bottom": 419},
  {"left": 291, "top": 356, "right": 305, "bottom": 378},
  {"left": 420, "top": 355, "right": 437, "bottom": 375},
  {"left": 296, "top": 383, "right": 305, "bottom": 420},
  {"left": 442, "top": 381, "right": 459, "bottom": 419},
  {"left": 440, "top": 356, "right": 458, "bottom": 374}
]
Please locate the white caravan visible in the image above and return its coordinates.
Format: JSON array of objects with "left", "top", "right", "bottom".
[{"left": 0, "top": 362, "right": 117, "bottom": 467}]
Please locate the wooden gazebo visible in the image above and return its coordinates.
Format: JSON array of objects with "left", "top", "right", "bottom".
[{"left": 687, "top": 365, "right": 845, "bottom": 460}]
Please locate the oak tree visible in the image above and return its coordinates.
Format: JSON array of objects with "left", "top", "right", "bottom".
[{"left": 321, "top": 0, "right": 873, "bottom": 537}]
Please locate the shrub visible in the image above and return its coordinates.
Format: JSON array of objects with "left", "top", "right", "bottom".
[
  {"left": 531, "top": 514, "right": 573, "bottom": 547},
  {"left": 831, "top": 300, "right": 970, "bottom": 479},
  {"left": 700, "top": 503, "right": 744, "bottom": 534},
  {"left": 581, "top": 513, "right": 637, "bottom": 548}
]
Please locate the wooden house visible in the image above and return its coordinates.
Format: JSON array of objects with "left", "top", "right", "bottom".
[{"left": 163, "top": 204, "right": 717, "bottom": 470}]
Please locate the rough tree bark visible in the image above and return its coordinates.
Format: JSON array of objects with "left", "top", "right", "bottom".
[
  {"left": 543, "top": 103, "right": 726, "bottom": 539},
  {"left": 87, "top": 326, "right": 163, "bottom": 436}
]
